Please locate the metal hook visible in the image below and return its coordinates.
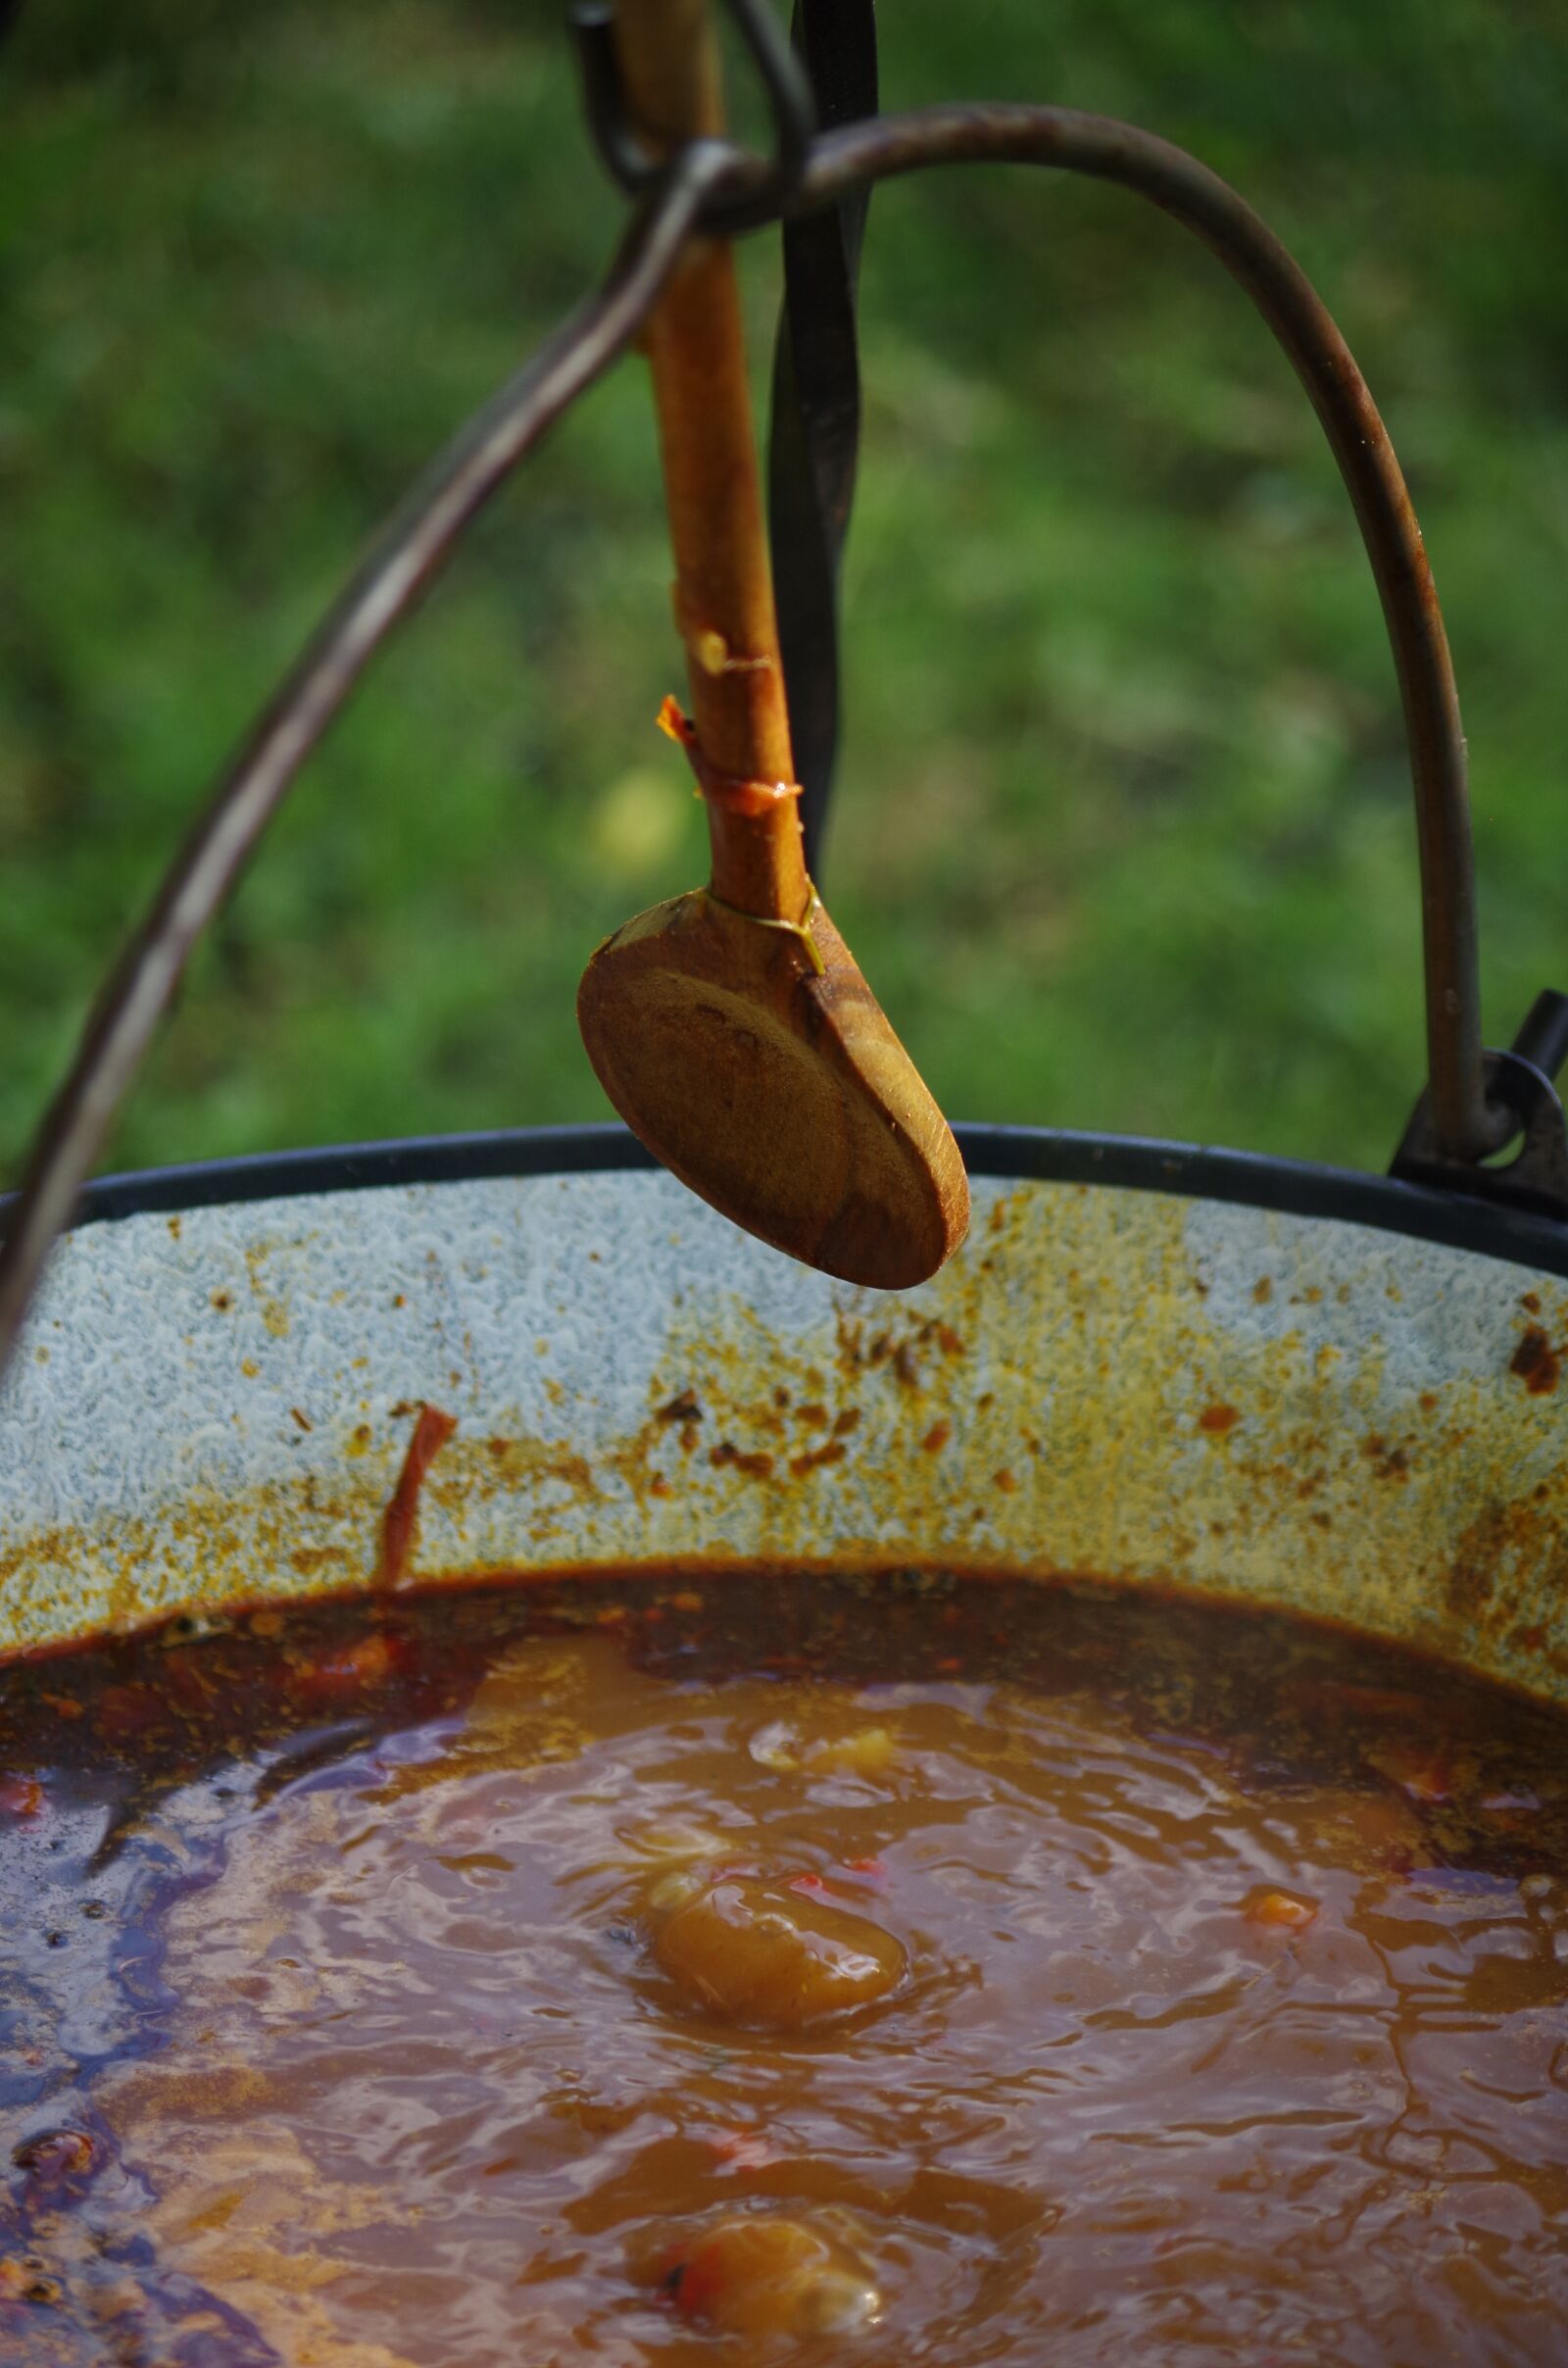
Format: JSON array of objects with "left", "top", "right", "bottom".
[
  {"left": 1392, "top": 992, "right": 1568, "bottom": 1219},
  {"left": 568, "top": 0, "right": 815, "bottom": 232}
]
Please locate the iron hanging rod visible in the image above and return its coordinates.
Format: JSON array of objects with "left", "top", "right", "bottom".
[{"left": 791, "top": 104, "right": 1504, "bottom": 1176}]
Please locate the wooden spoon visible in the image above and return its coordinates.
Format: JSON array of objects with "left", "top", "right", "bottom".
[{"left": 576, "top": 0, "right": 968, "bottom": 1291}]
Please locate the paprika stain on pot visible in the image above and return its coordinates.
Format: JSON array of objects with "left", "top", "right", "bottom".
[{"left": 376, "top": 1403, "right": 459, "bottom": 1589}]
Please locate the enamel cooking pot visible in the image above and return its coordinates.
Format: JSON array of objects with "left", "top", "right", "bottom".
[
  {"left": 2, "top": 1122, "right": 1565, "bottom": 1704},
  {"left": 2, "top": 72, "right": 1565, "bottom": 1700}
]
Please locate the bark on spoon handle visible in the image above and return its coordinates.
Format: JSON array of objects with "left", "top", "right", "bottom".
[{"left": 612, "top": 0, "right": 810, "bottom": 923}]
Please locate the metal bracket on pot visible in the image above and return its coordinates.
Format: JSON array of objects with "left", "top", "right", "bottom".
[{"left": 1392, "top": 991, "right": 1568, "bottom": 1220}]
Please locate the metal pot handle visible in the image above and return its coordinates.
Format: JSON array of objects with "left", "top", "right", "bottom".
[{"left": 780, "top": 105, "right": 1568, "bottom": 1211}]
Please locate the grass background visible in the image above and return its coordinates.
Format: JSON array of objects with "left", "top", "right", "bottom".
[{"left": 3, "top": 0, "right": 1566, "bottom": 1182}]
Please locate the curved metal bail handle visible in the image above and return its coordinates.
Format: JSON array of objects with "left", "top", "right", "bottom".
[
  {"left": 570, "top": 0, "right": 814, "bottom": 231},
  {"left": 795, "top": 105, "right": 1521, "bottom": 1174}
]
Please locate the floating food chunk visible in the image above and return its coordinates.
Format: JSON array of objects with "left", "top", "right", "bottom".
[
  {"left": 653, "top": 1872, "right": 906, "bottom": 2026},
  {"left": 749, "top": 1718, "right": 901, "bottom": 1780},
  {"left": 1245, "top": 1886, "right": 1318, "bottom": 1931},
  {"left": 664, "top": 2213, "right": 882, "bottom": 2337},
  {"left": 12, "top": 2128, "right": 94, "bottom": 2184},
  {"left": 808, "top": 1725, "right": 898, "bottom": 1779},
  {"left": 1366, "top": 1740, "right": 1453, "bottom": 1806},
  {"left": 0, "top": 1776, "right": 42, "bottom": 1819}
]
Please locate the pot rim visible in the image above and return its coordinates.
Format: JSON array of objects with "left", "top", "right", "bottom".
[{"left": 16, "top": 1122, "right": 1568, "bottom": 1281}]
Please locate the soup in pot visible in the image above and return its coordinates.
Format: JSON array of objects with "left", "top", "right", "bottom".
[{"left": 0, "top": 1566, "right": 1564, "bottom": 2365}]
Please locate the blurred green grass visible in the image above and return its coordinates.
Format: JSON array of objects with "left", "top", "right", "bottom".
[{"left": 2, "top": 0, "right": 1565, "bottom": 1180}]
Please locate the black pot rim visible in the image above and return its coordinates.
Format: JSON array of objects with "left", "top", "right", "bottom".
[{"left": 19, "top": 1122, "right": 1568, "bottom": 1282}]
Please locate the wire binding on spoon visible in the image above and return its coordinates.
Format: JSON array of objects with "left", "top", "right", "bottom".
[
  {"left": 652, "top": 697, "right": 825, "bottom": 968},
  {"left": 703, "top": 883, "right": 827, "bottom": 976},
  {"left": 656, "top": 695, "right": 804, "bottom": 817}
]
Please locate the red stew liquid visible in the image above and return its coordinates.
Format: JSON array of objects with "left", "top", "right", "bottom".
[{"left": 0, "top": 1569, "right": 1564, "bottom": 2365}]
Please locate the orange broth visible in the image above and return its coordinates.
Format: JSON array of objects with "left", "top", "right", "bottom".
[{"left": 0, "top": 1567, "right": 1564, "bottom": 2364}]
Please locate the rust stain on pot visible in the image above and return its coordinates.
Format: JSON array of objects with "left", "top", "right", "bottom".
[
  {"left": 1444, "top": 1497, "right": 1568, "bottom": 1687},
  {"left": 710, "top": 1441, "right": 775, "bottom": 1480},
  {"left": 465, "top": 1437, "right": 595, "bottom": 1499},
  {"left": 1509, "top": 1325, "right": 1560, "bottom": 1395},
  {"left": 1363, "top": 1435, "right": 1412, "bottom": 1483}
]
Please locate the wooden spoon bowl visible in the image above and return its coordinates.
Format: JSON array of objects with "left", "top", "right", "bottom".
[
  {"left": 579, "top": 886, "right": 968, "bottom": 1290},
  {"left": 580, "top": 0, "right": 966, "bottom": 1293}
]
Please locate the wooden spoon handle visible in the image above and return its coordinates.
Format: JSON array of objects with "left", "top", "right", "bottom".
[{"left": 612, "top": 0, "right": 810, "bottom": 922}]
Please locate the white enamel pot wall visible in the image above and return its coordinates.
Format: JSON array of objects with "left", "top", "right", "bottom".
[{"left": 1, "top": 1127, "right": 1565, "bottom": 1702}]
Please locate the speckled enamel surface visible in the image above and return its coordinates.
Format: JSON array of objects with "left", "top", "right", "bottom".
[{"left": 2, "top": 1169, "right": 1564, "bottom": 1695}]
